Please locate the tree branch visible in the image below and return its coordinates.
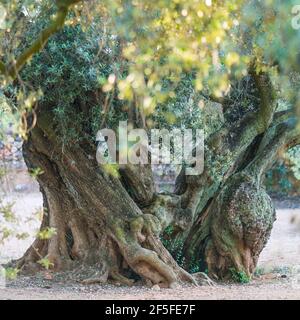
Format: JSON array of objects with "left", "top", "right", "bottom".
[
  {"left": 175, "top": 67, "right": 279, "bottom": 220},
  {"left": 0, "top": 0, "right": 82, "bottom": 79},
  {"left": 272, "top": 109, "right": 295, "bottom": 127},
  {"left": 249, "top": 62, "right": 276, "bottom": 131},
  {"left": 201, "top": 92, "right": 228, "bottom": 105},
  {"left": 0, "top": 61, "right": 6, "bottom": 74}
]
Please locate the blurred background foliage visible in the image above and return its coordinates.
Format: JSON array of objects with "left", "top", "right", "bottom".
[{"left": 266, "top": 146, "right": 300, "bottom": 196}]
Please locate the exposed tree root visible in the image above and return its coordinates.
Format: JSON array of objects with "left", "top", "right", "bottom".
[{"left": 14, "top": 207, "right": 200, "bottom": 288}]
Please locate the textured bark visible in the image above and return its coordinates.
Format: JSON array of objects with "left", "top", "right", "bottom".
[
  {"left": 17, "top": 108, "right": 196, "bottom": 288},
  {"left": 16, "top": 69, "right": 300, "bottom": 285},
  {"left": 177, "top": 74, "right": 299, "bottom": 279}
]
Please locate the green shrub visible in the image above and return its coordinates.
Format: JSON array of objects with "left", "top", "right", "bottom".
[{"left": 229, "top": 268, "right": 251, "bottom": 284}]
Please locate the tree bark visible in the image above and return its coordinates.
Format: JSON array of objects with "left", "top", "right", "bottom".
[
  {"left": 16, "top": 70, "right": 300, "bottom": 285},
  {"left": 17, "top": 108, "right": 195, "bottom": 288},
  {"left": 177, "top": 75, "right": 299, "bottom": 279}
]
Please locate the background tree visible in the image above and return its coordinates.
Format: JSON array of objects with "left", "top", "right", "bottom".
[{"left": 0, "top": 0, "right": 300, "bottom": 286}]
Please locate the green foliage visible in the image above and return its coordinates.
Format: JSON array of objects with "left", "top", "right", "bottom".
[
  {"left": 0, "top": 92, "right": 19, "bottom": 141},
  {"left": 151, "top": 74, "right": 204, "bottom": 130},
  {"left": 20, "top": 23, "right": 115, "bottom": 140},
  {"left": 3, "top": 267, "right": 19, "bottom": 280},
  {"left": 0, "top": 200, "right": 16, "bottom": 244},
  {"left": 102, "top": 163, "right": 120, "bottom": 178},
  {"left": 0, "top": 168, "right": 5, "bottom": 181},
  {"left": 37, "top": 227, "right": 57, "bottom": 240},
  {"left": 0, "top": 199, "right": 31, "bottom": 244},
  {"left": 0, "top": 197, "right": 32, "bottom": 246},
  {"left": 0, "top": 200, "right": 16, "bottom": 222},
  {"left": 0, "top": 0, "right": 300, "bottom": 141},
  {"left": 15, "top": 232, "right": 30, "bottom": 240},
  {"left": 188, "top": 260, "right": 201, "bottom": 274},
  {"left": 0, "top": 0, "right": 245, "bottom": 143},
  {"left": 287, "top": 146, "right": 300, "bottom": 181},
  {"left": 241, "top": 0, "right": 300, "bottom": 117},
  {"left": 29, "top": 167, "right": 45, "bottom": 179},
  {"left": 254, "top": 267, "right": 266, "bottom": 277},
  {"left": 0, "top": 226, "right": 12, "bottom": 244},
  {"left": 161, "top": 226, "right": 202, "bottom": 273},
  {"left": 161, "top": 228, "right": 185, "bottom": 268},
  {"left": 229, "top": 268, "right": 251, "bottom": 284},
  {"left": 266, "top": 146, "right": 300, "bottom": 196},
  {"left": 100, "top": 0, "right": 246, "bottom": 115},
  {"left": 37, "top": 258, "right": 54, "bottom": 270},
  {"left": 163, "top": 225, "right": 174, "bottom": 236},
  {"left": 1, "top": 0, "right": 299, "bottom": 146},
  {"left": 266, "top": 165, "right": 292, "bottom": 195}
]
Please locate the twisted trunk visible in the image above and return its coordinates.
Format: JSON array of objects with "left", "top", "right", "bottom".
[
  {"left": 178, "top": 89, "right": 299, "bottom": 279},
  {"left": 16, "top": 70, "right": 300, "bottom": 285},
  {"left": 17, "top": 108, "right": 195, "bottom": 288},
  {"left": 170, "top": 71, "right": 299, "bottom": 279}
]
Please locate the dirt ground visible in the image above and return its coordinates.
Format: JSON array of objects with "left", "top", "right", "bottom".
[{"left": 1, "top": 175, "right": 300, "bottom": 300}]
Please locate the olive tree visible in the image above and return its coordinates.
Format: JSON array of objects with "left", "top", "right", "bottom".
[{"left": 0, "top": 0, "right": 300, "bottom": 286}]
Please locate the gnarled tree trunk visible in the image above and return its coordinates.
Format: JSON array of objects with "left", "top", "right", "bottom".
[
  {"left": 17, "top": 108, "right": 195, "bottom": 288},
  {"left": 176, "top": 72, "right": 300, "bottom": 280},
  {"left": 16, "top": 68, "right": 300, "bottom": 286}
]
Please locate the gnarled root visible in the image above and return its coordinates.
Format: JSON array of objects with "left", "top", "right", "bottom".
[{"left": 110, "top": 215, "right": 197, "bottom": 288}]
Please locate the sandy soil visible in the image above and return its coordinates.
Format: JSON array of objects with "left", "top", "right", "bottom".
[{"left": 1, "top": 189, "right": 300, "bottom": 300}]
